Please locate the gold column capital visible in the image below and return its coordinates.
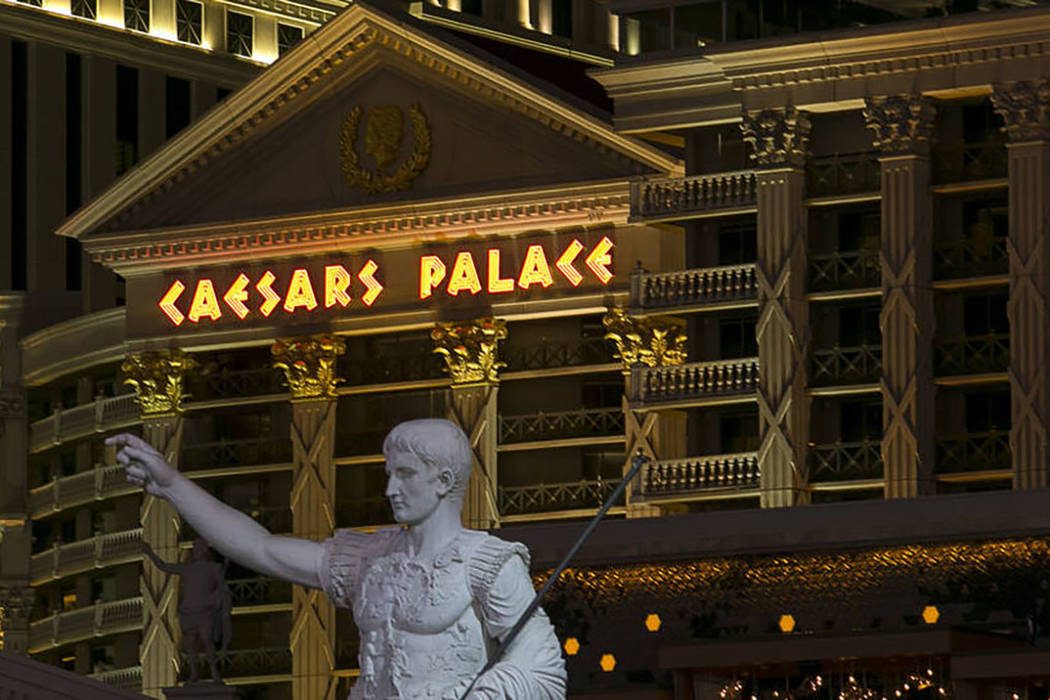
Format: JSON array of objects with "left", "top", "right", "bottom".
[
  {"left": 432, "top": 317, "right": 507, "bottom": 385},
  {"left": 863, "top": 94, "right": 935, "bottom": 155},
  {"left": 603, "top": 308, "right": 687, "bottom": 375},
  {"left": 991, "top": 79, "right": 1050, "bottom": 143},
  {"left": 271, "top": 335, "right": 346, "bottom": 401},
  {"left": 122, "top": 350, "right": 197, "bottom": 416},
  {"left": 741, "top": 105, "right": 811, "bottom": 168}
]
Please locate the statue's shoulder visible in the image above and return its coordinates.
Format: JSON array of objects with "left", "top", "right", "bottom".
[
  {"left": 321, "top": 527, "right": 403, "bottom": 607},
  {"left": 462, "top": 531, "right": 530, "bottom": 603},
  {"left": 327, "top": 526, "right": 401, "bottom": 560}
]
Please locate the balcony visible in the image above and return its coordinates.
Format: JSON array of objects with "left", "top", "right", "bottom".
[
  {"left": 29, "top": 596, "right": 142, "bottom": 652},
  {"left": 29, "top": 393, "right": 140, "bottom": 452},
  {"left": 809, "top": 440, "right": 882, "bottom": 483},
  {"left": 498, "top": 478, "right": 622, "bottom": 518},
  {"left": 29, "top": 464, "right": 133, "bottom": 518},
  {"left": 630, "top": 171, "right": 757, "bottom": 222},
  {"left": 181, "top": 437, "right": 292, "bottom": 472},
  {"left": 503, "top": 337, "right": 611, "bottom": 373},
  {"left": 499, "top": 407, "right": 624, "bottom": 445},
  {"left": 90, "top": 666, "right": 142, "bottom": 692},
  {"left": 228, "top": 577, "right": 292, "bottom": 607},
  {"left": 630, "top": 358, "right": 758, "bottom": 405},
  {"left": 631, "top": 264, "right": 757, "bottom": 311},
  {"left": 30, "top": 527, "right": 142, "bottom": 585},
  {"left": 805, "top": 152, "right": 880, "bottom": 199},
  {"left": 934, "top": 334, "right": 1009, "bottom": 377},
  {"left": 339, "top": 353, "right": 447, "bottom": 387},
  {"left": 936, "top": 429, "right": 1010, "bottom": 473},
  {"left": 638, "top": 453, "right": 759, "bottom": 500},
  {"left": 808, "top": 249, "right": 880, "bottom": 293},
  {"left": 934, "top": 235, "right": 1008, "bottom": 280},
  {"left": 810, "top": 345, "right": 882, "bottom": 387},
  {"left": 932, "top": 139, "right": 1008, "bottom": 185},
  {"left": 185, "top": 367, "right": 286, "bottom": 403},
  {"left": 180, "top": 647, "right": 292, "bottom": 680}
]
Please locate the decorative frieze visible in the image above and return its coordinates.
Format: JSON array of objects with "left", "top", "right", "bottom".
[
  {"left": 992, "top": 80, "right": 1050, "bottom": 143},
  {"left": 122, "top": 350, "right": 197, "bottom": 416},
  {"left": 741, "top": 106, "right": 811, "bottom": 168},
  {"left": 863, "top": 94, "right": 935, "bottom": 154},
  {"left": 602, "top": 308, "right": 687, "bottom": 375},
  {"left": 432, "top": 318, "right": 507, "bottom": 385},
  {"left": 272, "top": 335, "right": 346, "bottom": 401}
]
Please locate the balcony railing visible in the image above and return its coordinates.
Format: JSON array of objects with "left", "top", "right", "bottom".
[
  {"left": 631, "top": 358, "right": 758, "bottom": 404},
  {"left": 339, "top": 353, "right": 447, "bottom": 386},
  {"left": 180, "top": 647, "right": 292, "bottom": 679},
  {"left": 228, "top": 577, "right": 292, "bottom": 607},
  {"left": 90, "top": 666, "right": 142, "bottom": 692},
  {"left": 805, "top": 152, "right": 880, "bottom": 198},
  {"left": 934, "top": 235, "right": 1008, "bottom": 279},
  {"left": 499, "top": 407, "right": 623, "bottom": 444},
  {"left": 808, "top": 249, "right": 880, "bottom": 292},
  {"left": 29, "top": 393, "right": 140, "bottom": 452},
  {"left": 503, "top": 337, "right": 611, "bottom": 372},
  {"left": 937, "top": 429, "right": 1010, "bottom": 473},
  {"left": 498, "top": 478, "right": 622, "bottom": 516},
  {"left": 185, "top": 367, "right": 286, "bottom": 402},
  {"left": 336, "top": 497, "right": 393, "bottom": 528},
  {"left": 30, "top": 527, "right": 142, "bottom": 585},
  {"left": 29, "top": 464, "right": 133, "bottom": 518},
  {"left": 181, "top": 437, "right": 292, "bottom": 471},
  {"left": 632, "top": 264, "right": 757, "bottom": 309},
  {"left": 809, "top": 440, "right": 882, "bottom": 482},
  {"left": 932, "top": 139, "right": 1008, "bottom": 184},
  {"left": 639, "top": 452, "right": 759, "bottom": 498},
  {"left": 934, "top": 333, "right": 1009, "bottom": 376},
  {"left": 29, "top": 596, "right": 143, "bottom": 652},
  {"left": 810, "top": 344, "right": 882, "bottom": 386},
  {"left": 630, "top": 171, "right": 757, "bottom": 221}
]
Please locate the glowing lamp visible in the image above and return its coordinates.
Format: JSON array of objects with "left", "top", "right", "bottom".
[
  {"left": 778, "top": 614, "right": 795, "bottom": 633},
  {"left": 922, "top": 605, "right": 940, "bottom": 624},
  {"left": 599, "top": 653, "right": 616, "bottom": 672},
  {"left": 644, "top": 613, "right": 661, "bottom": 632},
  {"left": 563, "top": 637, "right": 579, "bottom": 656}
]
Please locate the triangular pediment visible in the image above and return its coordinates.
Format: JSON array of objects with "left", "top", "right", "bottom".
[{"left": 59, "top": 2, "right": 681, "bottom": 240}]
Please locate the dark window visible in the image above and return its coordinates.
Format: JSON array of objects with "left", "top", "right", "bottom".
[
  {"left": 12, "top": 41, "right": 27, "bottom": 290},
  {"left": 124, "top": 0, "right": 149, "bottom": 32},
  {"left": 66, "top": 53, "right": 82, "bottom": 290},
  {"left": 165, "top": 76, "right": 191, "bottom": 139},
  {"left": 460, "top": 0, "right": 482, "bottom": 14},
  {"left": 963, "top": 293, "right": 1008, "bottom": 336},
  {"left": 719, "top": 316, "right": 757, "bottom": 358},
  {"left": 581, "top": 380, "right": 622, "bottom": 408},
  {"left": 226, "top": 11, "right": 253, "bottom": 57},
  {"left": 839, "top": 304, "right": 880, "bottom": 347},
  {"left": 276, "top": 23, "right": 304, "bottom": 56},
  {"left": 720, "top": 412, "right": 758, "bottom": 453},
  {"left": 115, "top": 65, "right": 139, "bottom": 176},
  {"left": 551, "top": 0, "right": 572, "bottom": 38},
  {"left": 840, "top": 400, "right": 881, "bottom": 441},
  {"left": 216, "top": 86, "right": 233, "bottom": 102},
  {"left": 176, "top": 0, "right": 203, "bottom": 44},
  {"left": 837, "top": 209, "right": 880, "bottom": 252},
  {"left": 717, "top": 221, "right": 757, "bottom": 265},
  {"left": 962, "top": 101, "right": 1002, "bottom": 144},
  {"left": 966, "top": 390, "right": 1010, "bottom": 433},
  {"left": 71, "top": 0, "right": 96, "bottom": 19}
]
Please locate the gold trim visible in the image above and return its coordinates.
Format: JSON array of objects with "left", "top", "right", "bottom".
[
  {"left": 271, "top": 335, "right": 346, "bottom": 400},
  {"left": 339, "top": 104, "right": 431, "bottom": 194}
]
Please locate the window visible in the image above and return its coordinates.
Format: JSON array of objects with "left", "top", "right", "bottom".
[
  {"left": 12, "top": 41, "right": 27, "bottom": 291},
  {"left": 717, "top": 221, "right": 757, "bottom": 265},
  {"left": 71, "top": 0, "right": 96, "bottom": 19},
  {"left": 963, "top": 292, "right": 1008, "bottom": 337},
  {"left": 460, "top": 0, "right": 481, "bottom": 14},
  {"left": 840, "top": 400, "right": 881, "bottom": 442},
  {"left": 720, "top": 412, "right": 758, "bottom": 453},
  {"left": 839, "top": 304, "right": 880, "bottom": 347},
  {"left": 226, "top": 11, "right": 253, "bottom": 58},
  {"left": 720, "top": 316, "right": 757, "bottom": 359},
  {"left": 165, "top": 76, "right": 191, "bottom": 138},
  {"left": 276, "top": 23, "right": 303, "bottom": 56},
  {"left": 176, "top": 0, "right": 203, "bottom": 44},
  {"left": 965, "top": 390, "right": 1010, "bottom": 433},
  {"left": 66, "top": 53, "right": 82, "bottom": 291},
  {"left": 124, "top": 0, "right": 149, "bottom": 32},
  {"left": 551, "top": 0, "right": 572, "bottom": 38},
  {"left": 115, "top": 65, "right": 138, "bottom": 176}
]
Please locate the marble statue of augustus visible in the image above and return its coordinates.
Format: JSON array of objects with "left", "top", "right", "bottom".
[{"left": 108, "top": 419, "right": 566, "bottom": 699}]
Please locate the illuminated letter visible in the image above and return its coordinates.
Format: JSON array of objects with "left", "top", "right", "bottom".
[
  {"left": 284, "top": 268, "right": 318, "bottom": 312},
  {"left": 517, "top": 244, "right": 553, "bottom": 289},
  {"left": 223, "top": 274, "right": 250, "bottom": 319},
  {"left": 487, "top": 249, "right": 514, "bottom": 294},
  {"left": 324, "top": 265, "right": 352, "bottom": 308},
  {"left": 585, "top": 236, "right": 614, "bottom": 285},
  {"left": 256, "top": 271, "right": 280, "bottom": 317},
  {"left": 555, "top": 239, "right": 585, "bottom": 287},
  {"left": 447, "top": 252, "right": 482, "bottom": 296},
  {"left": 358, "top": 259, "right": 384, "bottom": 307},
  {"left": 187, "top": 279, "right": 222, "bottom": 323},
  {"left": 159, "top": 280, "right": 186, "bottom": 326},
  {"left": 420, "top": 256, "right": 446, "bottom": 299}
]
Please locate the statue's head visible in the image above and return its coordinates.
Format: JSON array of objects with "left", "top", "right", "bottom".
[
  {"left": 364, "top": 105, "right": 403, "bottom": 171},
  {"left": 382, "top": 419, "right": 472, "bottom": 524}
]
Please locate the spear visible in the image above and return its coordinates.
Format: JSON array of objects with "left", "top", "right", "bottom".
[{"left": 458, "top": 448, "right": 651, "bottom": 700}]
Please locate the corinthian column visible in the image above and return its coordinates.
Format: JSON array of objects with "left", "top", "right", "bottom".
[
  {"left": 603, "top": 308, "right": 687, "bottom": 518},
  {"left": 432, "top": 318, "right": 505, "bottom": 530},
  {"left": 123, "top": 350, "right": 196, "bottom": 698},
  {"left": 992, "top": 80, "right": 1050, "bottom": 490},
  {"left": 864, "top": 95, "right": 936, "bottom": 499},
  {"left": 0, "top": 583, "right": 34, "bottom": 655},
  {"left": 742, "top": 106, "right": 811, "bottom": 508},
  {"left": 272, "top": 335, "right": 344, "bottom": 700}
]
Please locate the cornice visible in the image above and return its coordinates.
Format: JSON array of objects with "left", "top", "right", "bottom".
[
  {"left": 216, "top": 0, "right": 335, "bottom": 26},
  {"left": 20, "top": 308, "right": 128, "bottom": 386},
  {"left": 56, "top": 1, "right": 681, "bottom": 245},
  {"left": 82, "top": 180, "right": 632, "bottom": 276}
]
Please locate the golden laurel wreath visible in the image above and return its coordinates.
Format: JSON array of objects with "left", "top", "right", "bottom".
[{"left": 339, "top": 103, "right": 431, "bottom": 195}]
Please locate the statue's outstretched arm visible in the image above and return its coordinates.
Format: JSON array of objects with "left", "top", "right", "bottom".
[{"left": 107, "top": 433, "right": 324, "bottom": 589}]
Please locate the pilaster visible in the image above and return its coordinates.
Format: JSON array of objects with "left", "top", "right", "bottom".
[
  {"left": 742, "top": 106, "right": 810, "bottom": 508},
  {"left": 603, "top": 308, "right": 687, "bottom": 518},
  {"left": 123, "top": 350, "right": 196, "bottom": 698},
  {"left": 432, "top": 318, "right": 505, "bottom": 530},
  {"left": 0, "top": 583, "right": 34, "bottom": 654},
  {"left": 864, "top": 94, "right": 936, "bottom": 499},
  {"left": 991, "top": 80, "right": 1050, "bottom": 490},
  {"left": 271, "top": 335, "right": 343, "bottom": 700}
]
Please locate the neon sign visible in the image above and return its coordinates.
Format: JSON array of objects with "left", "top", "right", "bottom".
[{"left": 155, "top": 237, "right": 613, "bottom": 327}]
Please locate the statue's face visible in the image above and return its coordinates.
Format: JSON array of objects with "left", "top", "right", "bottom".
[{"left": 384, "top": 449, "right": 441, "bottom": 525}]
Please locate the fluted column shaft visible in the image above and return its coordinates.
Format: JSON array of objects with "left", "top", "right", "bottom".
[{"left": 449, "top": 383, "right": 500, "bottom": 529}]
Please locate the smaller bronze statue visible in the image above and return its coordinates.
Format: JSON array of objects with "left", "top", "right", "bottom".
[{"left": 142, "top": 539, "right": 232, "bottom": 684}]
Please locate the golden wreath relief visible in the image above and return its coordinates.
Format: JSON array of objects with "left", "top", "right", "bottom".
[{"left": 340, "top": 103, "right": 431, "bottom": 194}]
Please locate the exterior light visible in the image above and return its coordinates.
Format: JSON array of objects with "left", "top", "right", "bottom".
[
  {"left": 599, "top": 653, "right": 616, "bottom": 672},
  {"left": 778, "top": 614, "right": 795, "bottom": 633},
  {"left": 922, "top": 605, "right": 940, "bottom": 624},
  {"left": 563, "top": 637, "right": 579, "bottom": 656},
  {"left": 644, "top": 613, "right": 661, "bottom": 632}
]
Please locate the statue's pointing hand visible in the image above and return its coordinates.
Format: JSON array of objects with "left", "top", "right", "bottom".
[{"left": 106, "top": 433, "right": 176, "bottom": 497}]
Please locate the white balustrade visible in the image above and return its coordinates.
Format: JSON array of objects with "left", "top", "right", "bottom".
[
  {"left": 633, "top": 358, "right": 759, "bottom": 403},
  {"left": 641, "top": 452, "right": 759, "bottom": 497}
]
